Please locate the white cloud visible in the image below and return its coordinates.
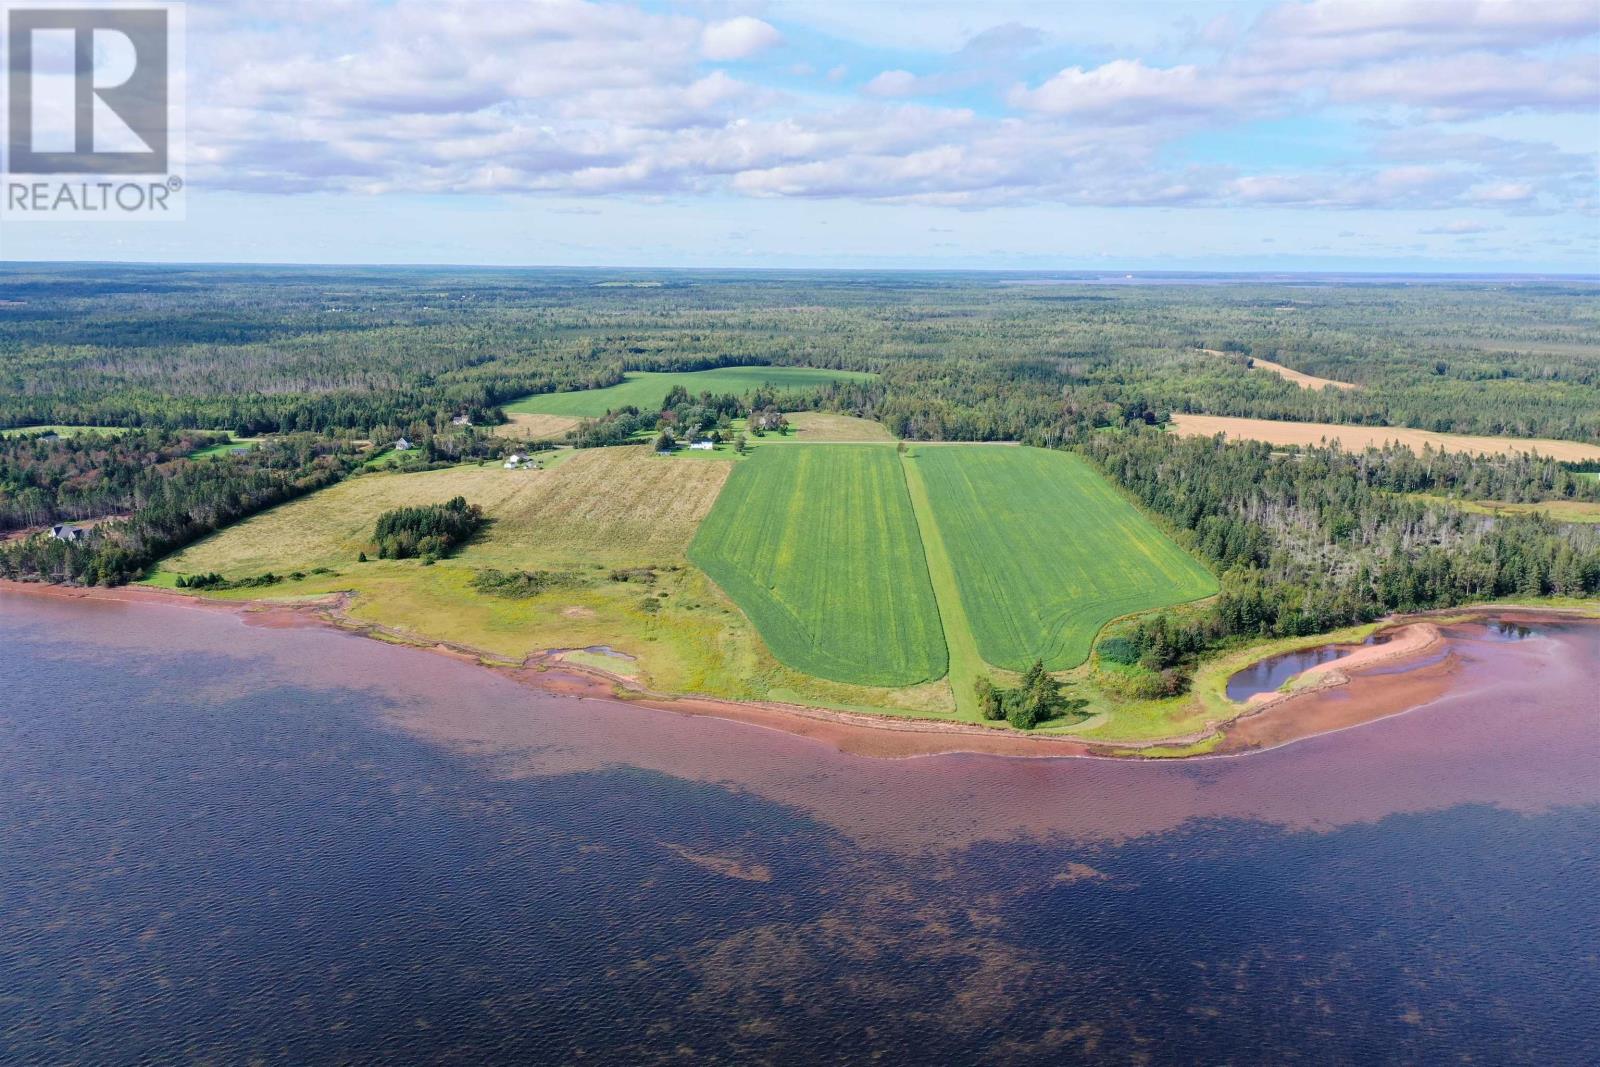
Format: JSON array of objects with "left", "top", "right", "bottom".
[
  {"left": 864, "top": 70, "right": 920, "bottom": 98},
  {"left": 1470, "top": 181, "right": 1536, "bottom": 203},
  {"left": 1008, "top": 59, "right": 1265, "bottom": 124},
  {"left": 1332, "top": 53, "right": 1600, "bottom": 115},
  {"left": 176, "top": 0, "right": 1597, "bottom": 221},
  {"left": 1252, "top": 0, "right": 1598, "bottom": 68},
  {"left": 700, "top": 16, "right": 782, "bottom": 61}
]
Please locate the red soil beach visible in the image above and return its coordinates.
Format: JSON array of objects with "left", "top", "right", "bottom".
[{"left": 1, "top": 578, "right": 1593, "bottom": 761}]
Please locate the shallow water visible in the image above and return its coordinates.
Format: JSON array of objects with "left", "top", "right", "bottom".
[
  {"left": 1, "top": 593, "right": 1597, "bottom": 1064},
  {"left": 1225, "top": 633, "right": 1389, "bottom": 701}
]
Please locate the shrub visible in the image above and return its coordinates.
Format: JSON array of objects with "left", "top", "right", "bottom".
[
  {"left": 1097, "top": 635, "right": 1140, "bottom": 665},
  {"left": 470, "top": 568, "right": 579, "bottom": 598}
]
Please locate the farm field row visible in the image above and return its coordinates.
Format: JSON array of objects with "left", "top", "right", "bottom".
[
  {"left": 1170, "top": 413, "right": 1600, "bottom": 462},
  {"left": 689, "top": 443, "right": 1217, "bottom": 696},
  {"left": 154, "top": 437, "right": 1220, "bottom": 730},
  {"left": 505, "top": 366, "right": 874, "bottom": 418},
  {"left": 909, "top": 447, "right": 1219, "bottom": 672},
  {"left": 687, "top": 446, "right": 947, "bottom": 687}
]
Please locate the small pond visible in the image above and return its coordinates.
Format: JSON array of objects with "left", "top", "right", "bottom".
[{"left": 1225, "top": 634, "right": 1389, "bottom": 702}]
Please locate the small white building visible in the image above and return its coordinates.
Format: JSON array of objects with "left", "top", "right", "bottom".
[
  {"left": 451, "top": 415, "right": 472, "bottom": 427},
  {"left": 689, "top": 440, "right": 715, "bottom": 451},
  {"left": 503, "top": 453, "right": 524, "bottom": 469},
  {"left": 49, "top": 524, "right": 85, "bottom": 542},
  {"left": 394, "top": 437, "right": 413, "bottom": 451}
]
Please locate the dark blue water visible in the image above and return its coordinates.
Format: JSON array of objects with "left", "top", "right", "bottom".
[
  {"left": 1226, "top": 643, "right": 1351, "bottom": 700},
  {"left": 2, "top": 594, "right": 1597, "bottom": 1064}
]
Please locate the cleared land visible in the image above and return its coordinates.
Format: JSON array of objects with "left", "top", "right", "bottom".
[
  {"left": 0, "top": 424, "right": 133, "bottom": 438},
  {"left": 503, "top": 412, "right": 582, "bottom": 440},
  {"left": 506, "top": 366, "right": 874, "bottom": 418},
  {"left": 1419, "top": 496, "right": 1600, "bottom": 525},
  {"left": 1247, "top": 356, "right": 1358, "bottom": 391},
  {"left": 776, "top": 412, "right": 895, "bottom": 443},
  {"left": 1198, "top": 349, "right": 1357, "bottom": 391},
  {"left": 170, "top": 448, "right": 728, "bottom": 575},
  {"left": 1171, "top": 413, "right": 1600, "bottom": 463},
  {"left": 909, "top": 447, "right": 1219, "bottom": 672},
  {"left": 689, "top": 446, "right": 947, "bottom": 687}
]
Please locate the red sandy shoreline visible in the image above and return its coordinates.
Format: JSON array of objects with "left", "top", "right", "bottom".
[{"left": 2, "top": 578, "right": 1587, "bottom": 760}]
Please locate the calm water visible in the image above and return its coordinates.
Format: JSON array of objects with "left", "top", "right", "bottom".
[
  {"left": 2, "top": 594, "right": 1597, "bottom": 1064},
  {"left": 1225, "top": 634, "right": 1392, "bottom": 701}
]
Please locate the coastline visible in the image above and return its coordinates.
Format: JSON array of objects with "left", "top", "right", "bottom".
[{"left": 2, "top": 577, "right": 1592, "bottom": 761}]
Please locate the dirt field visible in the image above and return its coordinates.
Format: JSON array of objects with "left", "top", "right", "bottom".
[
  {"left": 503, "top": 412, "right": 583, "bottom": 440},
  {"left": 1198, "top": 349, "right": 1357, "bottom": 391},
  {"left": 1171, "top": 413, "right": 1600, "bottom": 462}
]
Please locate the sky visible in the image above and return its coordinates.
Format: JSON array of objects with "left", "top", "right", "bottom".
[{"left": 2, "top": 0, "right": 1597, "bottom": 272}]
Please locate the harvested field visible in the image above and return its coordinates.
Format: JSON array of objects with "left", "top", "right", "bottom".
[
  {"left": 1171, "top": 413, "right": 1600, "bottom": 462},
  {"left": 1198, "top": 349, "right": 1357, "bottom": 391},
  {"left": 775, "top": 411, "right": 895, "bottom": 443},
  {"left": 459, "top": 447, "right": 729, "bottom": 567},
  {"left": 168, "top": 447, "right": 731, "bottom": 575},
  {"left": 503, "top": 412, "right": 582, "bottom": 440}
]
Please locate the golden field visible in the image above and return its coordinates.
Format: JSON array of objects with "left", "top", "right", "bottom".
[{"left": 1171, "top": 413, "right": 1600, "bottom": 462}]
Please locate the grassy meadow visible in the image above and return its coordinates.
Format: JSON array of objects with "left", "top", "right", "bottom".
[
  {"left": 908, "top": 447, "right": 1219, "bottom": 671},
  {"left": 154, "top": 446, "right": 952, "bottom": 719},
  {"left": 688, "top": 445, "right": 947, "bottom": 687},
  {"left": 505, "top": 366, "right": 874, "bottom": 418}
]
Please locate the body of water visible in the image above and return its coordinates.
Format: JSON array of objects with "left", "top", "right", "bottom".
[
  {"left": 1, "top": 592, "right": 1597, "bottom": 1064},
  {"left": 1223, "top": 637, "right": 1379, "bottom": 701}
]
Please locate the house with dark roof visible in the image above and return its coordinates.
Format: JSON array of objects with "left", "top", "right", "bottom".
[{"left": 49, "top": 524, "right": 86, "bottom": 542}]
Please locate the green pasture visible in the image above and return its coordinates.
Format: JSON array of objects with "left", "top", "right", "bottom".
[
  {"left": 906, "top": 446, "right": 1219, "bottom": 671},
  {"left": 0, "top": 424, "right": 133, "bottom": 439},
  {"left": 506, "top": 366, "right": 875, "bottom": 418},
  {"left": 688, "top": 445, "right": 947, "bottom": 687}
]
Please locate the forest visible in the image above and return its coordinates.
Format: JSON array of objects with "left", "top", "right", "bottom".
[{"left": 1, "top": 265, "right": 1597, "bottom": 653}]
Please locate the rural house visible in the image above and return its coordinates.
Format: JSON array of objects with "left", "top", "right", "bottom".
[
  {"left": 394, "top": 437, "right": 413, "bottom": 451},
  {"left": 49, "top": 524, "right": 85, "bottom": 542}
]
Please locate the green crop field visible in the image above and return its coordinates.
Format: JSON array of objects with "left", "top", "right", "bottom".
[
  {"left": 506, "top": 366, "right": 875, "bottom": 418},
  {"left": 689, "top": 446, "right": 947, "bottom": 687},
  {"left": 910, "top": 447, "right": 1218, "bottom": 671}
]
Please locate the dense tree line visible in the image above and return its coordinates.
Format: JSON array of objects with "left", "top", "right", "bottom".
[
  {"left": 0, "top": 428, "right": 226, "bottom": 531},
  {"left": 0, "top": 435, "right": 362, "bottom": 584},
  {"left": 1080, "top": 431, "right": 1600, "bottom": 680}
]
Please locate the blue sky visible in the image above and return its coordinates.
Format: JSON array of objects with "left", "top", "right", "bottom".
[{"left": 3, "top": 0, "right": 1597, "bottom": 271}]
